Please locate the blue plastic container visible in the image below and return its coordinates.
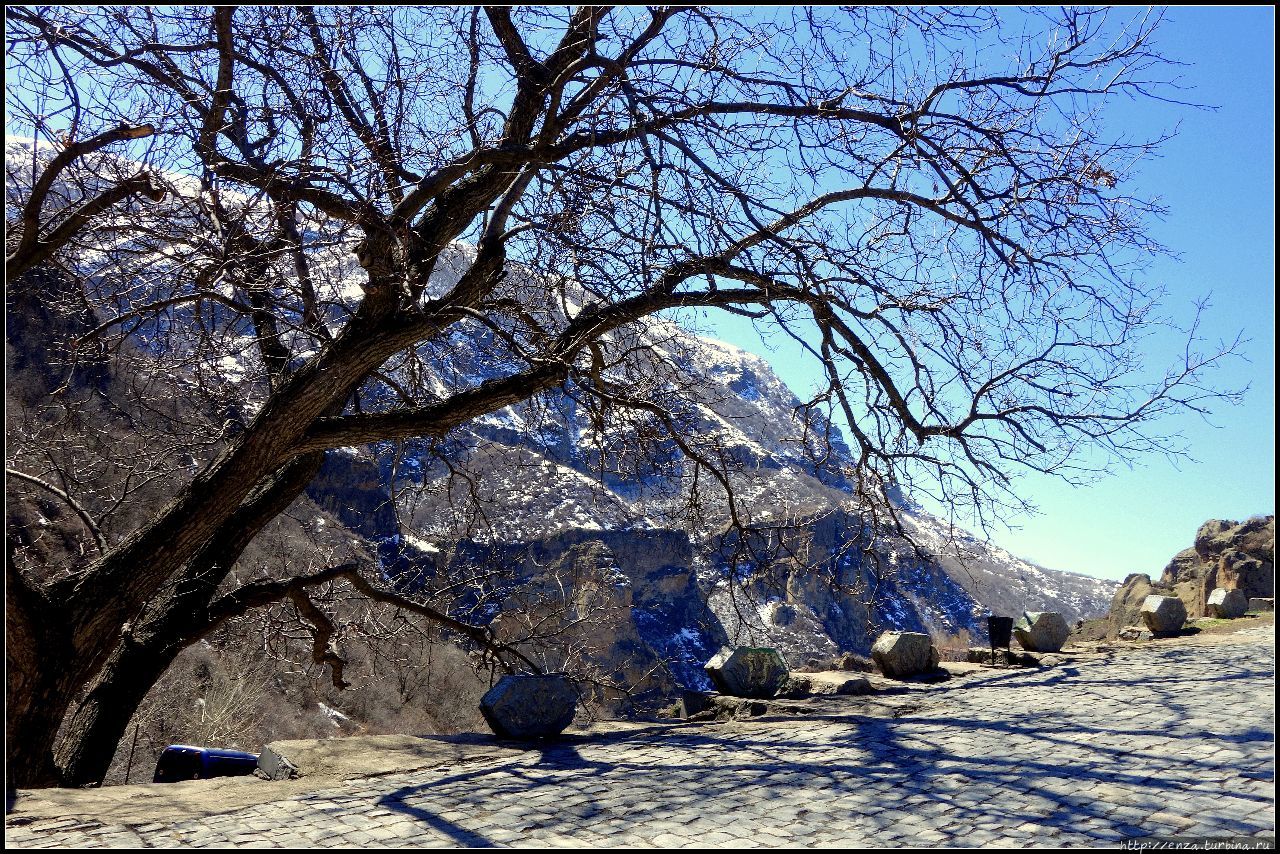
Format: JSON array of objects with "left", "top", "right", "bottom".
[{"left": 152, "top": 745, "right": 260, "bottom": 783}]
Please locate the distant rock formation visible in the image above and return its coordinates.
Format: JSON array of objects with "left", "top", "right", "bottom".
[
  {"left": 1160, "top": 517, "right": 1274, "bottom": 618},
  {"left": 1100, "top": 516, "right": 1274, "bottom": 636}
]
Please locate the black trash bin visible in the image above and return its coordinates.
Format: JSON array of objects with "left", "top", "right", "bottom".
[
  {"left": 987, "top": 616, "right": 1015, "bottom": 665},
  {"left": 153, "top": 745, "right": 260, "bottom": 783},
  {"left": 987, "top": 616, "right": 1014, "bottom": 648}
]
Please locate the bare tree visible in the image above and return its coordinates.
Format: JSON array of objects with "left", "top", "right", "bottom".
[{"left": 4, "top": 6, "right": 1240, "bottom": 788}]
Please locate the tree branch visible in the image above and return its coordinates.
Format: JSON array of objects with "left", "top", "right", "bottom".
[
  {"left": 6, "top": 467, "right": 108, "bottom": 556},
  {"left": 7, "top": 122, "right": 164, "bottom": 281},
  {"left": 206, "top": 563, "right": 543, "bottom": 680}
]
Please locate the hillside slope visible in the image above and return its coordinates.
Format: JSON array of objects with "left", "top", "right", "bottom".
[{"left": 7, "top": 134, "right": 1118, "bottom": 720}]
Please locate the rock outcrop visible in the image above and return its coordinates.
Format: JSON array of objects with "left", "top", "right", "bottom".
[
  {"left": 1159, "top": 517, "right": 1274, "bottom": 618},
  {"left": 1100, "top": 516, "right": 1273, "bottom": 637}
]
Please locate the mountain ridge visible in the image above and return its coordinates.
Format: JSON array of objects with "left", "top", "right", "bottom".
[{"left": 7, "top": 134, "right": 1118, "bottom": 703}]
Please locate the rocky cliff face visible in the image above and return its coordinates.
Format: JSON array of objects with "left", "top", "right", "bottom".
[
  {"left": 340, "top": 280, "right": 1118, "bottom": 681},
  {"left": 1159, "top": 517, "right": 1275, "bottom": 618},
  {"left": 316, "top": 314, "right": 1120, "bottom": 692},
  {"left": 295, "top": 267, "right": 1120, "bottom": 691},
  {"left": 1099, "top": 516, "right": 1274, "bottom": 635}
]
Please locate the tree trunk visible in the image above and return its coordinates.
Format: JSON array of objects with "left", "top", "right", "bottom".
[
  {"left": 7, "top": 551, "right": 80, "bottom": 790},
  {"left": 55, "top": 638, "right": 182, "bottom": 787},
  {"left": 12, "top": 209, "right": 515, "bottom": 788},
  {"left": 54, "top": 451, "right": 329, "bottom": 786},
  {"left": 6, "top": 671, "right": 77, "bottom": 791},
  {"left": 49, "top": 314, "right": 413, "bottom": 684}
]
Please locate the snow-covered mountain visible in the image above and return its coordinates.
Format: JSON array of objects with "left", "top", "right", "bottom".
[
  {"left": 350, "top": 298, "right": 1118, "bottom": 687},
  {"left": 7, "top": 135, "right": 1118, "bottom": 703}
]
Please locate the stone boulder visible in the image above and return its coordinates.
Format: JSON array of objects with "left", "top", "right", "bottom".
[
  {"left": 1139, "top": 595, "right": 1187, "bottom": 637},
  {"left": 833, "top": 676, "right": 873, "bottom": 696},
  {"left": 777, "top": 674, "right": 817, "bottom": 699},
  {"left": 479, "top": 674, "right": 578, "bottom": 740},
  {"left": 1101, "top": 573, "right": 1174, "bottom": 640},
  {"left": 1206, "top": 588, "right": 1248, "bottom": 619},
  {"left": 835, "top": 652, "right": 875, "bottom": 672},
  {"left": 1013, "top": 611, "right": 1070, "bottom": 653},
  {"left": 776, "top": 674, "right": 872, "bottom": 699},
  {"left": 871, "top": 631, "right": 939, "bottom": 679},
  {"left": 669, "top": 691, "right": 716, "bottom": 720},
  {"left": 1248, "top": 598, "right": 1274, "bottom": 613},
  {"left": 704, "top": 647, "right": 789, "bottom": 698},
  {"left": 965, "top": 647, "right": 1040, "bottom": 667}
]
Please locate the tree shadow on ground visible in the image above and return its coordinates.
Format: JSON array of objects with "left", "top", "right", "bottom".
[{"left": 374, "top": 644, "right": 1274, "bottom": 845}]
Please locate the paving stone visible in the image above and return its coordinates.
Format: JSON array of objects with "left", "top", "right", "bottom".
[{"left": 7, "top": 635, "right": 1275, "bottom": 849}]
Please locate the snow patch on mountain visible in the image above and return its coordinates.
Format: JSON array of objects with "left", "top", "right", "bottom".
[{"left": 9, "top": 135, "right": 1119, "bottom": 677}]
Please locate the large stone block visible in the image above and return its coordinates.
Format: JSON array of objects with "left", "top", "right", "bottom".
[
  {"left": 255, "top": 745, "right": 299, "bottom": 781},
  {"left": 1104, "top": 573, "right": 1168, "bottom": 637},
  {"left": 672, "top": 691, "right": 715, "bottom": 719},
  {"left": 1206, "top": 587, "right": 1248, "bottom": 619},
  {"left": 1248, "top": 597, "right": 1274, "bottom": 613},
  {"left": 1139, "top": 595, "right": 1187, "bottom": 637},
  {"left": 704, "top": 647, "right": 789, "bottom": 698},
  {"left": 776, "top": 674, "right": 872, "bottom": 699},
  {"left": 480, "top": 674, "right": 578, "bottom": 740},
  {"left": 1013, "top": 611, "right": 1070, "bottom": 653},
  {"left": 871, "top": 631, "right": 939, "bottom": 679}
]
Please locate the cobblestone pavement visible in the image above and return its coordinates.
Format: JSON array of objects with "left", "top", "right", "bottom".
[{"left": 7, "top": 629, "right": 1275, "bottom": 848}]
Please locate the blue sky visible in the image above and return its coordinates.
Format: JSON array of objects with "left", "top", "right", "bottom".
[{"left": 706, "top": 6, "right": 1275, "bottom": 582}]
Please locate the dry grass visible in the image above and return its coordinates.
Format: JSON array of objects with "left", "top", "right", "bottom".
[{"left": 929, "top": 626, "right": 975, "bottom": 662}]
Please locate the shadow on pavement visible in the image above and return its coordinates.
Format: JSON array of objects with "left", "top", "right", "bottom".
[{"left": 375, "top": 643, "right": 1274, "bottom": 845}]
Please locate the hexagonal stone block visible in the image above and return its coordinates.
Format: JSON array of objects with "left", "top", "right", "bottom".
[
  {"left": 479, "top": 674, "right": 577, "bottom": 740},
  {"left": 1013, "top": 611, "right": 1070, "bottom": 653},
  {"left": 1139, "top": 595, "right": 1187, "bottom": 637},
  {"left": 1206, "top": 587, "right": 1248, "bottom": 619},
  {"left": 704, "top": 647, "right": 789, "bottom": 698},
  {"left": 870, "top": 631, "right": 939, "bottom": 679},
  {"left": 255, "top": 745, "right": 299, "bottom": 781}
]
